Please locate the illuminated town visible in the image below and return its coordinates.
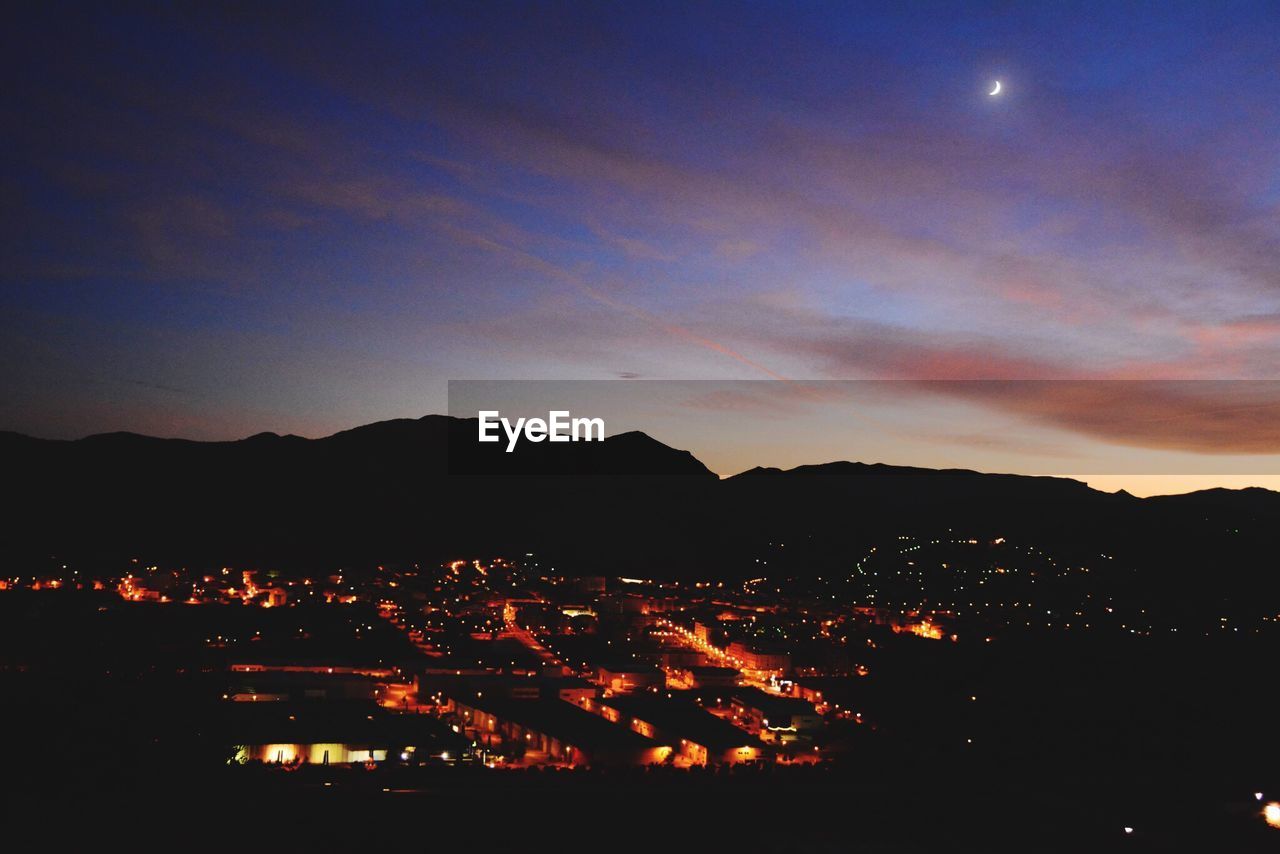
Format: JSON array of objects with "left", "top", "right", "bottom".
[
  {"left": 7, "top": 2, "right": 1280, "bottom": 850},
  {"left": 5, "top": 541, "right": 1278, "bottom": 846}
]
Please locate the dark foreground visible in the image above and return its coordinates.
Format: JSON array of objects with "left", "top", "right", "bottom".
[
  {"left": 5, "top": 758, "right": 1277, "bottom": 852},
  {"left": 2, "top": 590, "right": 1276, "bottom": 851}
]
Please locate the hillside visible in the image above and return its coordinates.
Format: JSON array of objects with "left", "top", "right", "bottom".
[{"left": 3, "top": 417, "right": 1277, "bottom": 611}]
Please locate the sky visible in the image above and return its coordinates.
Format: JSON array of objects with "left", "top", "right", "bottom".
[{"left": 3, "top": 2, "right": 1280, "bottom": 493}]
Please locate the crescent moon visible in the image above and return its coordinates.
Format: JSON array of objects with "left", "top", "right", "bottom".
[{"left": 989, "top": 80, "right": 1002, "bottom": 96}]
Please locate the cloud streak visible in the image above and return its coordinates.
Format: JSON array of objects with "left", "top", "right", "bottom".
[{"left": 4, "top": 3, "right": 1280, "bottom": 478}]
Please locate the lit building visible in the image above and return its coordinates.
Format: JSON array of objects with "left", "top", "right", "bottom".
[
  {"left": 596, "top": 663, "right": 664, "bottom": 693},
  {"left": 225, "top": 701, "right": 470, "bottom": 766},
  {"left": 729, "top": 688, "right": 822, "bottom": 743},
  {"left": 450, "top": 694, "right": 671, "bottom": 766},
  {"left": 582, "top": 694, "right": 763, "bottom": 766},
  {"left": 725, "top": 642, "right": 791, "bottom": 676}
]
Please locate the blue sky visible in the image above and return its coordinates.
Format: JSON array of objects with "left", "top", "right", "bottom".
[{"left": 4, "top": 1, "right": 1280, "bottom": 491}]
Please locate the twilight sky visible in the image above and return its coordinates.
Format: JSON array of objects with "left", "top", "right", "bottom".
[{"left": 4, "top": 2, "right": 1280, "bottom": 492}]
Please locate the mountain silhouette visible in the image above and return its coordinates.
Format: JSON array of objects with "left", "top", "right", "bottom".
[{"left": 3, "top": 416, "right": 1277, "bottom": 617}]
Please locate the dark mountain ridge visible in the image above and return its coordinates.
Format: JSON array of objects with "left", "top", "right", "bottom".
[{"left": 2, "top": 417, "right": 1276, "bottom": 608}]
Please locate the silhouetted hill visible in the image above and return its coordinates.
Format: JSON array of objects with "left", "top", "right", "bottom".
[
  {"left": 1144, "top": 485, "right": 1280, "bottom": 507},
  {"left": 728, "top": 459, "right": 1108, "bottom": 499},
  {"left": 0, "top": 415, "right": 718, "bottom": 569},
  {"left": 3, "top": 416, "right": 1277, "bottom": 612}
]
